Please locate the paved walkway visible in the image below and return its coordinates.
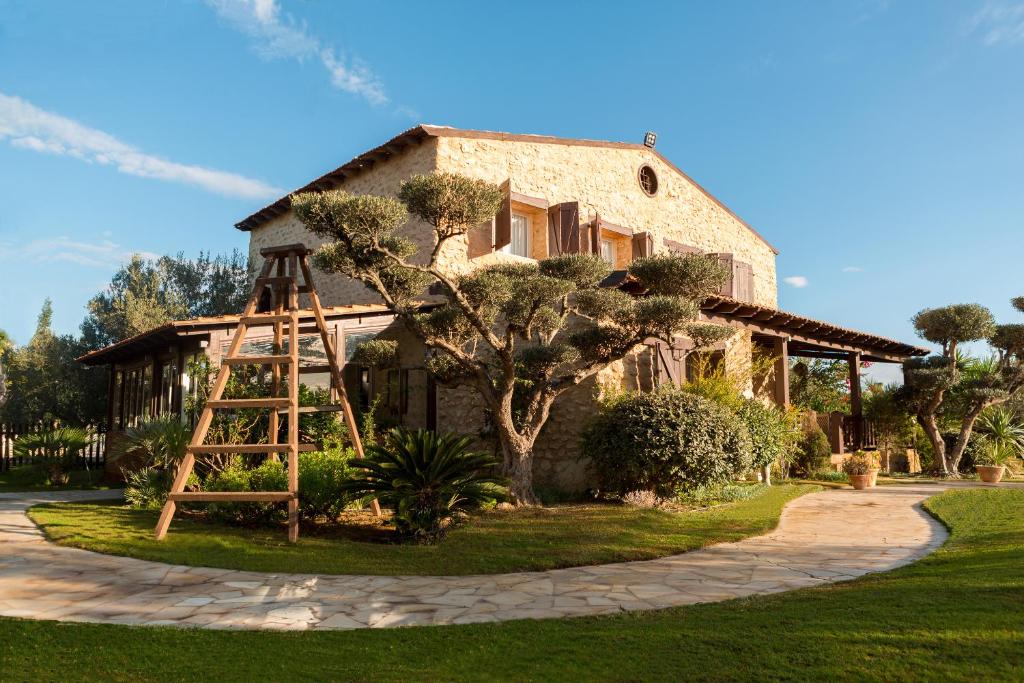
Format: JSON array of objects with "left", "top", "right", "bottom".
[{"left": 0, "top": 485, "right": 950, "bottom": 630}]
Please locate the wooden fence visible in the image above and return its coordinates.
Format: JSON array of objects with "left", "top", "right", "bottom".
[{"left": 0, "top": 422, "right": 107, "bottom": 472}]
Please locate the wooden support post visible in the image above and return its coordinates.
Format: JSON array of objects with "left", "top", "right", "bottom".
[
  {"left": 287, "top": 253, "right": 300, "bottom": 543},
  {"left": 848, "top": 351, "right": 863, "bottom": 451},
  {"left": 299, "top": 258, "right": 382, "bottom": 518},
  {"left": 772, "top": 337, "right": 790, "bottom": 408}
]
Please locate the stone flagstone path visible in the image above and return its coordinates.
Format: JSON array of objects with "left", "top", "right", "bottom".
[{"left": 0, "top": 486, "right": 950, "bottom": 630}]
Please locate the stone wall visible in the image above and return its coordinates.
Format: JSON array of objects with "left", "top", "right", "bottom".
[
  {"left": 246, "top": 138, "right": 439, "bottom": 307},
  {"left": 435, "top": 136, "right": 778, "bottom": 307}
]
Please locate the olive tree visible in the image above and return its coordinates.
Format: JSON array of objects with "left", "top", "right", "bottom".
[
  {"left": 292, "top": 173, "right": 729, "bottom": 504},
  {"left": 902, "top": 299, "right": 1024, "bottom": 476}
]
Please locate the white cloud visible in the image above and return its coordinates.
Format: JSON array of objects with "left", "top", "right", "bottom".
[
  {"left": 9, "top": 236, "right": 160, "bottom": 268},
  {"left": 842, "top": 266, "right": 864, "bottom": 273},
  {"left": 967, "top": 2, "right": 1024, "bottom": 45},
  {"left": 0, "top": 92, "right": 282, "bottom": 200},
  {"left": 783, "top": 276, "right": 809, "bottom": 288},
  {"left": 207, "top": 0, "right": 389, "bottom": 106}
]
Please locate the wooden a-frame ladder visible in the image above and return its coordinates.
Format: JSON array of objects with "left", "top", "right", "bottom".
[{"left": 155, "top": 243, "right": 381, "bottom": 543}]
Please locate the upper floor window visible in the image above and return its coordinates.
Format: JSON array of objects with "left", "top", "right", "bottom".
[
  {"left": 638, "top": 165, "right": 659, "bottom": 196},
  {"left": 503, "top": 213, "right": 531, "bottom": 258}
]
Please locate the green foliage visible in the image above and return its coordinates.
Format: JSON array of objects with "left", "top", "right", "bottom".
[
  {"left": 737, "top": 399, "right": 793, "bottom": 469},
  {"left": 516, "top": 344, "right": 580, "bottom": 380},
  {"left": 790, "top": 358, "right": 849, "bottom": 414},
  {"left": 398, "top": 173, "right": 503, "bottom": 238},
  {"left": 677, "top": 482, "right": 768, "bottom": 508},
  {"left": 628, "top": 253, "right": 728, "bottom": 299},
  {"left": 297, "top": 448, "right": 356, "bottom": 522},
  {"left": 573, "top": 288, "right": 634, "bottom": 321},
  {"left": 974, "top": 408, "right": 1024, "bottom": 466},
  {"left": 13, "top": 426, "right": 91, "bottom": 486},
  {"left": 342, "top": 428, "right": 507, "bottom": 543},
  {"left": 350, "top": 339, "right": 400, "bottom": 368},
  {"left": 539, "top": 253, "right": 611, "bottom": 288},
  {"left": 583, "top": 388, "right": 753, "bottom": 497},
  {"left": 123, "top": 467, "right": 173, "bottom": 510},
  {"left": 842, "top": 451, "right": 877, "bottom": 476},
  {"left": 0, "top": 300, "right": 107, "bottom": 424},
  {"left": 631, "top": 296, "right": 698, "bottom": 339},
  {"left": 793, "top": 428, "right": 832, "bottom": 477},
  {"left": 864, "top": 383, "right": 915, "bottom": 453},
  {"left": 912, "top": 304, "right": 996, "bottom": 352},
  {"left": 81, "top": 251, "right": 249, "bottom": 349},
  {"left": 684, "top": 323, "right": 735, "bottom": 350},
  {"left": 111, "top": 417, "right": 191, "bottom": 472},
  {"left": 205, "top": 459, "right": 288, "bottom": 525}
]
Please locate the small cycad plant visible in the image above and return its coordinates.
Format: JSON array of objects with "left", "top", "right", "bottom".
[
  {"left": 14, "top": 427, "right": 91, "bottom": 486},
  {"left": 343, "top": 428, "right": 506, "bottom": 543}
]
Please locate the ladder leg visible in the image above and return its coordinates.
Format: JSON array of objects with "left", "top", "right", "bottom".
[
  {"left": 287, "top": 254, "right": 301, "bottom": 543},
  {"left": 155, "top": 452, "right": 196, "bottom": 540}
]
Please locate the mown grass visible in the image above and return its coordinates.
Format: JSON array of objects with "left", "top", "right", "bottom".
[
  {"left": 3, "top": 488, "right": 1022, "bottom": 681},
  {"left": 28, "top": 484, "right": 809, "bottom": 576}
]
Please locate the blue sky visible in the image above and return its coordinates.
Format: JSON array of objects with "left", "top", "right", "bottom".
[{"left": 1, "top": 0, "right": 1022, "bottom": 381}]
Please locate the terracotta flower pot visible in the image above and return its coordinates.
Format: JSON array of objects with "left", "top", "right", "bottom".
[
  {"left": 868, "top": 468, "right": 880, "bottom": 487},
  {"left": 849, "top": 474, "right": 871, "bottom": 490},
  {"left": 976, "top": 465, "right": 1005, "bottom": 484}
]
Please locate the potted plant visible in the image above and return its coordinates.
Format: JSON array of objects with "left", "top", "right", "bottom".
[
  {"left": 974, "top": 409, "right": 1024, "bottom": 485},
  {"left": 843, "top": 451, "right": 874, "bottom": 490},
  {"left": 867, "top": 451, "right": 881, "bottom": 487}
]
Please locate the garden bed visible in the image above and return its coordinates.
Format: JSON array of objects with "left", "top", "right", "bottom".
[
  {"left": 28, "top": 483, "right": 811, "bottom": 576},
  {"left": 0, "top": 466, "right": 115, "bottom": 493}
]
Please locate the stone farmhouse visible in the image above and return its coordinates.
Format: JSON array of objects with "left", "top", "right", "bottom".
[{"left": 80, "top": 125, "right": 928, "bottom": 491}]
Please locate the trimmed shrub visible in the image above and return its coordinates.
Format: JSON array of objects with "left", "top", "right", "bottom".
[
  {"left": 205, "top": 459, "right": 287, "bottom": 525},
  {"left": 582, "top": 388, "right": 753, "bottom": 497},
  {"left": 737, "top": 399, "right": 792, "bottom": 471},
  {"left": 794, "top": 428, "right": 832, "bottom": 476},
  {"left": 298, "top": 448, "right": 355, "bottom": 522}
]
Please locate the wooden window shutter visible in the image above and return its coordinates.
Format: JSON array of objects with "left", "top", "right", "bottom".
[
  {"left": 547, "top": 201, "right": 580, "bottom": 255},
  {"left": 467, "top": 217, "right": 494, "bottom": 258},
  {"left": 631, "top": 231, "right": 654, "bottom": 259},
  {"left": 734, "top": 261, "right": 753, "bottom": 302},
  {"left": 664, "top": 238, "right": 701, "bottom": 255},
  {"left": 714, "top": 253, "right": 736, "bottom": 297},
  {"left": 494, "top": 179, "right": 512, "bottom": 251},
  {"left": 589, "top": 214, "right": 602, "bottom": 256}
]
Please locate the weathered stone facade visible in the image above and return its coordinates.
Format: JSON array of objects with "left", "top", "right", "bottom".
[{"left": 241, "top": 127, "right": 780, "bottom": 493}]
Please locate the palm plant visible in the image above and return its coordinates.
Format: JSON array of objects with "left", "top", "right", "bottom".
[
  {"left": 111, "top": 417, "right": 191, "bottom": 471},
  {"left": 13, "top": 427, "right": 91, "bottom": 485},
  {"left": 342, "top": 428, "right": 506, "bottom": 543},
  {"left": 975, "top": 408, "right": 1024, "bottom": 467}
]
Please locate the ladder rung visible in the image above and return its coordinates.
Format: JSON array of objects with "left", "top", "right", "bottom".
[
  {"left": 240, "top": 314, "right": 291, "bottom": 325},
  {"left": 279, "top": 405, "right": 345, "bottom": 414},
  {"left": 298, "top": 364, "right": 333, "bottom": 373},
  {"left": 168, "top": 491, "right": 295, "bottom": 503},
  {"left": 255, "top": 277, "right": 311, "bottom": 294},
  {"left": 207, "top": 398, "right": 291, "bottom": 410},
  {"left": 222, "top": 355, "right": 291, "bottom": 366},
  {"left": 188, "top": 443, "right": 320, "bottom": 454},
  {"left": 260, "top": 243, "right": 312, "bottom": 257},
  {"left": 297, "top": 326, "right": 323, "bottom": 334}
]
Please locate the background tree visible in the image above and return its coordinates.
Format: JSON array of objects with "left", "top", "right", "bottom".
[
  {"left": 293, "top": 174, "right": 729, "bottom": 504},
  {"left": 81, "top": 250, "right": 250, "bottom": 349},
  {"left": 0, "top": 328, "right": 12, "bottom": 409},
  {"left": 789, "top": 358, "right": 849, "bottom": 414},
  {"left": 900, "top": 299, "right": 1024, "bottom": 476},
  {"left": 1, "top": 300, "right": 106, "bottom": 424},
  {"left": 863, "top": 382, "right": 915, "bottom": 464}
]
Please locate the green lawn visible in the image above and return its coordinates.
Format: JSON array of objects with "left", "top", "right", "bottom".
[
  {"left": 0, "top": 466, "right": 115, "bottom": 492},
  {"left": 28, "top": 484, "right": 808, "bottom": 575},
  {"left": 3, "top": 488, "right": 1022, "bottom": 681}
]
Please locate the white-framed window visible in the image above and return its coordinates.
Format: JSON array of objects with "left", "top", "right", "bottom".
[
  {"left": 600, "top": 238, "right": 616, "bottom": 266},
  {"left": 505, "top": 213, "right": 531, "bottom": 258}
]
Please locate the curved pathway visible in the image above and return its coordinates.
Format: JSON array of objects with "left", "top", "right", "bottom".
[{"left": 0, "top": 486, "right": 949, "bottom": 630}]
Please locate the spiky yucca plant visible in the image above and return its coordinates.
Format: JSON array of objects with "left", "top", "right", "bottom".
[
  {"left": 975, "top": 408, "right": 1024, "bottom": 466},
  {"left": 13, "top": 427, "right": 91, "bottom": 485},
  {"left": 343, "top": 428, "right": 506, "bottom": 543}
]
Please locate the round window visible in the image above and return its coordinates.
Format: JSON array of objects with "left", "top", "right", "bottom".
[{"left": 638, "top": 165, "right": 658, "bottom": 196}]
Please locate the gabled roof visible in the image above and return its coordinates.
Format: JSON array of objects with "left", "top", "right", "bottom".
[{"left": 234, "top": 125, "right": 779, "bottom": 254}]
